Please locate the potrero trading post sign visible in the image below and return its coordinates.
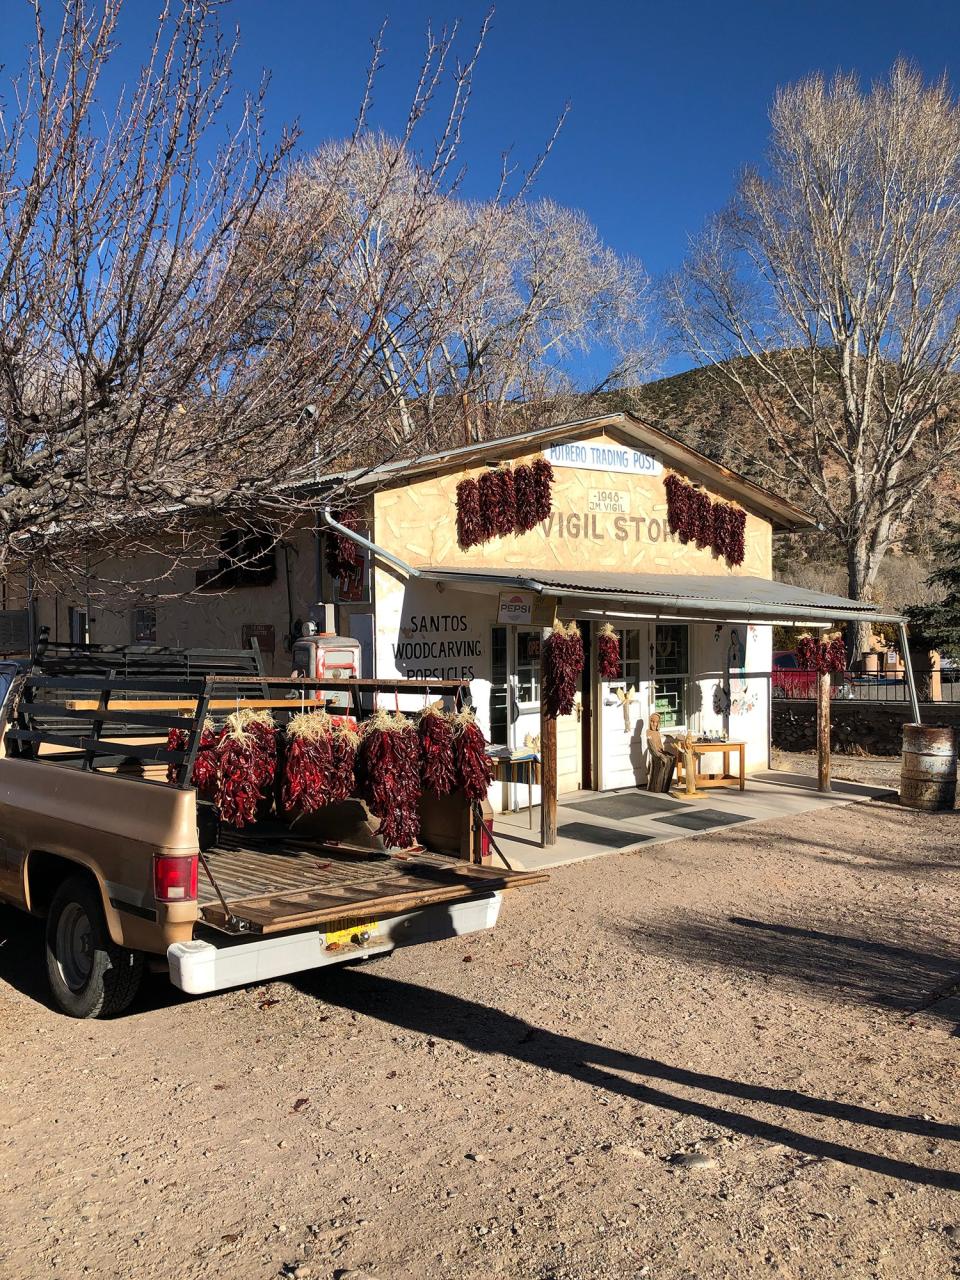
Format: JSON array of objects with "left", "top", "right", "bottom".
[{"left": 545, "top": 439, "right": 663, "bottom": 477}]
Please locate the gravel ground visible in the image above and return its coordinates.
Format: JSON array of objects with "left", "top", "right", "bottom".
[
  {"left": 1, "top": 786, "right": 959, "bottom": 1280},
  {"left": 771, "top": 749, "right": 905, "bottom": 790}
]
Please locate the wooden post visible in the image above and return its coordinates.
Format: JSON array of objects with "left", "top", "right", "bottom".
[
  {"left": 540, "top": 705, "right": 558, "bottom": 847},
  {"left": 817, "top": 669, "right": 831, "bottom": 793},
  {"left": 684, "top": 746, "right": 697, "bottom": 795}
]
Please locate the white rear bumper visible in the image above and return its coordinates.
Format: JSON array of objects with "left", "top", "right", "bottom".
[{"left": 167, "top": 891, "right": 503, "bottom": 995}]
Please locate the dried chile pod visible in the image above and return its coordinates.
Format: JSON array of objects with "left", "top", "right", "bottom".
[
  {"left": 325, "top": 507, "right": 363, "bottom": 580},
  {"left": 494, "top": 469, "right": 518, "bottom": 538},
  {"left": 360, "top": 712, "right": 421, "bottom": 848},
  {"left": 725, "top": 507, "right": 746, "bottom": 565},
  {"left": 531, "top": 457, "right": 554, "bottom": 522},
  {"left": 542, "top": 620, "right": 583, "bottom": 718},
  {"left": 711, "top": 502, "right": 731, "bottom": 560},
  {"left": 329, "top": 726, "right": 359, "bottom": 803},
  {"left": 477, "top": 470, "right": 500, "bottom": 541},
  {"left": 691, "top": 488, "right": 713, "bottom": 549},
  {"left": 795, "top": 635, "right": 818, "bottom": 670},
  {"left": 664, "top": 473, "right": 688, "bottom": 537},
  {"left": 165, "top": 728, "right": 187, "bottom": 784},
  {"left": 418, "top": 704, "right": 457, "bottom": 795},
  {"left": 281, "top": 712, "right": 334, "bottom": 816},
  {"left": 597, "top": 624, "right": 621, "bottom": 680},
  {"left": 191, "top": 727, "right": 220, "bottom": 799},
  {"left": 456, "top": 477, "right": 483, "bottom": 549},
  {"left": 826, "top": 635, "right": 847, "bottom": 673},
  {"left": 215, "top": 729, "right": 262, "bottom": 828},
  {"left": 514, "top": 464, "right": 539, "bottom": 533},
  {"left": 454, "top": 711, "right": 493, "bottom": 802}
]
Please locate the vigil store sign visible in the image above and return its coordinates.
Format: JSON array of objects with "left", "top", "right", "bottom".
[{"left": 542, "top": 508, "right": 679, "bottom": 545}]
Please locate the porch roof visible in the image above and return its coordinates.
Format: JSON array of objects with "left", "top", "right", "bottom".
[{"left": 417, "top": 567, "right": 904, "bottom": 626}]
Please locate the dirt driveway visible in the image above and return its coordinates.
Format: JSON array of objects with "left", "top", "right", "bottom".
[{"left": 2, "top": 790, "right": 959, "bottom": 1280}]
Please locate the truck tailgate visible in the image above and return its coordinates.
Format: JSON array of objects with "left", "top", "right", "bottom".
[{"left": 198, "top": 837, "right": 545, "bottom": 935}]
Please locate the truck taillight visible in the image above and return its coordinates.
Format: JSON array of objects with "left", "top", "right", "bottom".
[{"left": 154, "top": 855, "right": 198, "bottom": 903}]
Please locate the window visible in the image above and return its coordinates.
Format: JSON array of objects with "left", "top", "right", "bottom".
[
  {"left": 489, "top": 626, "right": 508, "bottom": 747},
  {"left": 654, "top": 624, "right": 689, "bottom": 727},
  {"left": 515, "top": 629, "right": 541, "bottom": 705},
  {"left": 615, "top": 628, "right": 645, "bottom": 684},
  {"left": 68, "top": 606, "right": 89, "bottom": 646},
  {"left": 133, "top": 607, "right": 157, "bottom": 643},
  {"left": 196, "top": 528, "right": 277, "bottom": 590}
]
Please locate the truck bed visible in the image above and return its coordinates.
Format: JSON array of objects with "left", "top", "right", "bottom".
[{"left": 198, "top": 831, "right": 543, "bottom": 935}]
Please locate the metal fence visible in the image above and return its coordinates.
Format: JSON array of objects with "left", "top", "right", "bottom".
[{"left": 771, "top": 670, "right": 960, "bottom": 704}]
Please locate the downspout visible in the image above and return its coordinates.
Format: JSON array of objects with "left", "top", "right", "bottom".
[
  {"left": 319, "top": 506, "right": 420, "bottom": 580},
  {"left": 898, "top": 620, "right": 922, "bottom": 725}
]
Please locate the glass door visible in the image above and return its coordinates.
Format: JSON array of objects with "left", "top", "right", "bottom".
[
  {"left": 652, "top": 624, "right": 689, "bottom": 730},
  {"left": 599, "top": 624, "right": 649, "bottom": 789},
  {"left": 598, "top": 622, "right": 691, "bottom": 790},
  {"left": 512, "top": 628, "right": 542, "bottom": 751}
]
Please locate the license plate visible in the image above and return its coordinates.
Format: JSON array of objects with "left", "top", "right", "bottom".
[{"left": 324, "top": 920, "right": 379, "bottom": 949}]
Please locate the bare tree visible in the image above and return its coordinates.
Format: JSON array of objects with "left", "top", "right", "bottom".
[
  {"left": 0, "top": 2, "right": 497, "bottom": 587},
  {"left": 290, "top": 138, "right": 652, "bottom": 452},
  {"left": 667, "top": 62, "right": 960, "bottom": 656}
]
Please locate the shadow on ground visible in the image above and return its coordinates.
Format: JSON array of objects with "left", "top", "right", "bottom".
[
  {"left": 627, "top": 911, "right": 960, "bottom": 1015},
  {"left": 680, "top": 810, "right": 960, "bottom": 877},
  {"left": 298, "top": 965, "right": 960, "bottom": 1191}
]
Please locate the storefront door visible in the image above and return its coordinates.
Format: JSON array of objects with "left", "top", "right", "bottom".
[
  {"left": 600, "top": 625, "right": 648, "bottom": 790},
  {"left": 599, "top": 623, "right": 690, "bottom": 790},
  {"left": 512, "top": 627, "right": 542, "bottom": 757},
  {"left": 488, "top": 625, "right": 582, "bottom": 805}
]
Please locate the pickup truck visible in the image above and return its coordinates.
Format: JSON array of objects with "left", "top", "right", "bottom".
[{"left": 0, "top": 659, "right": 541, "bottom": 1018}]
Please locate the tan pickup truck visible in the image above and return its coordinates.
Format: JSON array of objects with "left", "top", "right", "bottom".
[{"left": 0, "top": 660, "right": 540, "bottom": 1018}]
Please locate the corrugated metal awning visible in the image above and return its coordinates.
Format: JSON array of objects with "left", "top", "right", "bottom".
[{"left": 418, "top": 567, "right": 902, "bottom": 626}]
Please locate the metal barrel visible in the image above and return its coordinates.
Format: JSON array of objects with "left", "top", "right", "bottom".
[{"left": 899, "top": 724, "right": 958, "bottom": 811}]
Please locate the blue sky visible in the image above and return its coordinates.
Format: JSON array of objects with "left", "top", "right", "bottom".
[{"left": 5, "top": 1, "right": 960, "bottom": 378}]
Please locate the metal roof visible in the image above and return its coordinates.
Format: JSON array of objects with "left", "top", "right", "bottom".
[
  {"left": 418, "top": 567, "right": 902, "bottom": 625},
  {"left": 298, "top": 412, "right": 816, "bottom": 533}
]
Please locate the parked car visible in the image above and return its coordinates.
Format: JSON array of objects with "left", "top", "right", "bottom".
[{"left": 772, "top": 650, "right": 854, "bottom": 699}]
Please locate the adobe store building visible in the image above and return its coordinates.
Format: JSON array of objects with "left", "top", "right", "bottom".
[
  {"left": 24, "top": 412, "right": 895, "bottom": 826},
  {"left": 320, "top": 413, "right": 887, "bottom": 806}
]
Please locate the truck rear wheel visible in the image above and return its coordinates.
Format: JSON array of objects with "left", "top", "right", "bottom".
[{"left": 45, "top": 876, "right": 144, "bottom": 1018}]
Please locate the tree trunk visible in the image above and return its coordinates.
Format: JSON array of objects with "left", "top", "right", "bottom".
[{"left": 844, "top": 539, "right": 879, "bottom": 667}]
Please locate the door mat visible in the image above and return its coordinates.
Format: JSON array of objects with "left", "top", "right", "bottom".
[
  {"left": 652, "top": 808, "right": 750, "bottom": 832},
  {"left": 558, "top": 822, "right": 655, "bottom": 848},
  {"left": 567, "top": 792, "right": 691, "bottom": 820}
]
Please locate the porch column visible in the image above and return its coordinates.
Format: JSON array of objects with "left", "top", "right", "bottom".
[
  {"left": 899, "top": 621, "right": 922, "bottom": 724},
  {"left": 540, "top": 701, "right": 558, "bottom": 847},
  {"left": 817, "top": 668, "right": 831, "bottom": 793}
]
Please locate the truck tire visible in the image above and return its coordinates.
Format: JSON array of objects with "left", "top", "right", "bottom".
[{"left": 45, "top": 876, "right": 144, "bottom": 1018}]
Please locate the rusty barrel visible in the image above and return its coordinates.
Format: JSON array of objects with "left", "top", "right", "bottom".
[{"left": 899, "top": 725, "right": 957, "bottom": 811}]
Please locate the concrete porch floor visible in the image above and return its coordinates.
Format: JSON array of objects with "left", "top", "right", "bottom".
[{"left": 491, "top": 770, "right": 897, "bottom": 872}]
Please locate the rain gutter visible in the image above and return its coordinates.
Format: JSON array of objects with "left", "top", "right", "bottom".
[{"left": 318, "top": 506, "right": 420, "bottom": 580}]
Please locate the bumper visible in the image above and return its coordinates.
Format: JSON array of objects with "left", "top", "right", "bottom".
[{"left": 167, "top": 891, "right": 503, "bottom": 995}]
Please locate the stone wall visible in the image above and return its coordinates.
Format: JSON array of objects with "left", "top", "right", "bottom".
[{"left": 773, "top": 699, "right": 960, "bottom": 756}]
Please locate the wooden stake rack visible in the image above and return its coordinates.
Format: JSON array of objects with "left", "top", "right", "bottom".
[{"left": 13, "top": 673, "right": 470, "bottom": 789}]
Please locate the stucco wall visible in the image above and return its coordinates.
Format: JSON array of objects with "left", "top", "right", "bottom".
[
  {"left": 373, "top": 430, "right": 773, "bottom": 580},
  {"left": 31, "top": 526, "right": 318, "bottom": 675}
]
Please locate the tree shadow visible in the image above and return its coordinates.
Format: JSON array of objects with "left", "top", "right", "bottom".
[
  {"left": 296, "top": 965, "right": 960, "bottom": 1190},
  {"left": 628, "top": 912, "right": 960, "bottom": 1016},
  {"left": 684, "top": 823, "right": 960, "bottom": 876}
]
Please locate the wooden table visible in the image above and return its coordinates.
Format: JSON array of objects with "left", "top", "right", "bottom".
[
  {"left": 674, "top": 741, "right": 746, "bottom": 792},
  {"left": 489, "top": 751, "right": 541, "bottom": 828}
]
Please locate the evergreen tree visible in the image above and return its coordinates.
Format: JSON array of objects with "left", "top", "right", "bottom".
[{"left": 907, "top": 521, "right": 960, "bottom": 657}]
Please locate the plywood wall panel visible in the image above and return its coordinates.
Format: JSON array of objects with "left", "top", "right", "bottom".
[{"left": 373, "top": 433, "right": 772, "bottom": 581}]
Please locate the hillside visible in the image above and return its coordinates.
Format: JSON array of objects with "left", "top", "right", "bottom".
[{"left": 587, "top": 364, "right": 959, "bottom": 599}]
